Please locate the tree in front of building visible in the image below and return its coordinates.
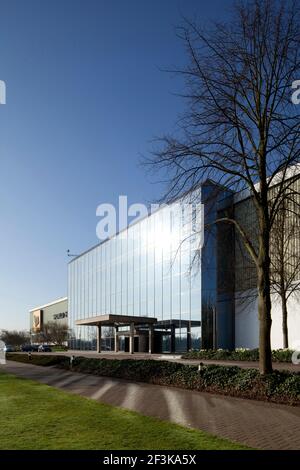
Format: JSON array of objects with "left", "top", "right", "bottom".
[
  {"left": 0, "top": 330, "right": 30, "bottom": 347},
  {"left": 270, "top": 192, "right": 300, "bottom": 348},
  {"left": 39, "top": 322, "right": 68, "bottom": 347},
  {"left": 146, "top": 0, "right": 300, "bottom": 374}
]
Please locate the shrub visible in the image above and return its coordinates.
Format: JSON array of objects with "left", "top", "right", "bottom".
[
  {"left": 182, "top": 348, "right": 293, "bottom": 362},
  {"left": 271, "top": 349, "right": 293, "bottom": 363},
  {"left": 274, "top": 373, "right": 300, "bottom": 399},
  {"left": 62, "top": 357, "right": 300, "bottom": 404},
  {"left": 6, "top": 353, "right": 69, "bottom": 367},
  {"left": 231, "top": 368, "right": 259, "bottom": 391},
  {"left": 7, "top": 354, "right": 300, "bottom": 405}
]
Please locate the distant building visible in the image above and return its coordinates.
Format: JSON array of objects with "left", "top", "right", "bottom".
[{"left": 30, "top": 297, "right": 68, "bottom": 342}]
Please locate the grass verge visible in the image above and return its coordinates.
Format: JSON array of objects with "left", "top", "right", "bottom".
[{"left": 0, "top": 371, "right": 248, "bottom": 450}]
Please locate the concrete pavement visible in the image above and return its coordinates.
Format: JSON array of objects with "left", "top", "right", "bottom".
[{"left": 1, "top": 360, "right": 300, "bottom": 450}]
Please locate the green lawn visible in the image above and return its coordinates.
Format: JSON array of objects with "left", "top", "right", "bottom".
[{"left": 0, "top": 371, "right": 248, "bottom": 450}]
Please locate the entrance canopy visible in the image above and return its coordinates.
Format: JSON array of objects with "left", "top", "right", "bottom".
[
  {"left": 76, "top": 314, "right": 158, "bottom": 354},
  {"left": 75, "top": 314, "right": 200, "bottom": 354},
  {"left": 156, "top": 319, "right": 201, "bottom": 328},
  {"left": 75, "top": 314, "right": 157, "bottom": 327}
]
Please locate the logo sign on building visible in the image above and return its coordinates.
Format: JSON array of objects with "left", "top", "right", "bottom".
[
  {"left": 53, "top": 312, "right": 68, "bottom": 321},
  {"left": 32, "top": 309, "right": 43, "bottom": 332}
]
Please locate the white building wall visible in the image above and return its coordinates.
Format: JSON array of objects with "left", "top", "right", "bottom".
[
  {"left": 235, "top": 290, "right": 300, "bottom": 349},
  {"left": 270, "top": 293, "right": 300, "bottom": 350},
  {"left": 235, "top": 291, "right": 259, "bottom": 349}
]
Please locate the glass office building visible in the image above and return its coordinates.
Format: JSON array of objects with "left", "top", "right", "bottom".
[
  {"left": 68, "top": 181, "right": 236, "bottom": 353},
  {"left": 68, "top": 192, "right": 205, "bottom": 353},
  {"left": 65, "top": 171, "right": 300, "bottom": 353}
]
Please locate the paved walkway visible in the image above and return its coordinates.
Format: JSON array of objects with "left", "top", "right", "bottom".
[
  {"left": 1, "top": 360, "right": 300, "bottom": 450},
  {"left": 19, "top": 350, "right": 300, "bottom": 372}
]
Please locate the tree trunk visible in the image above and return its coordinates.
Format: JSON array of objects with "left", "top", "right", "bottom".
[
  {"left": 257, "top": 214, "right": 273, "bottom": 375},
  {"left": 281, "top": 291, "right": 289, "bottom": 349}
]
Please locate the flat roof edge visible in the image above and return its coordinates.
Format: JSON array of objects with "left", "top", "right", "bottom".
[
  {"left": 29, "top": 297, "right": 68, "bottom": 313},
  {"left": 76, "top": 314, "right": 158, "bottom": 325}
]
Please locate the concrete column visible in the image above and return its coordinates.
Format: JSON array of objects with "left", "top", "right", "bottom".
[
  {"left": 129, "top": 322, "right": 134, "bottom": 354},
  {"left": 170, "top": 325, "right": 176, "bottom": 353},
  {"left": 187, "top": 322, "right": 192, "bottom": 351},
  {"left": 148, "top": 325, "right": 154, "bottom": 354},
  {"left": 114, "top": 326, "right": 119, "bottom": 353},
  {"left": 97, "top": 325, "right": 102, "bottom": 353}
]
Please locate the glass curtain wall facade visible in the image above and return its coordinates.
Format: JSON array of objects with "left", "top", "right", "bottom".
[
  {"left": 68, "top": 196, "right": 202, "bottom": 351},
  {"left": 234, "top": 175, "right": 300, "bottom": 293},
  {"left": 201, "top": 182, "right": 235, "bottom": 350}
]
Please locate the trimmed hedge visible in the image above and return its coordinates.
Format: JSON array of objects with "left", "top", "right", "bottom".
[
  {"left": 6, "top": 353, "right": 300, "bottom": 405},
  {"left": 182, "top": 348, "right": 294, "bottom": 362},
  {"left": 6, "top": 353, "right": 69, "bottom": 367}
]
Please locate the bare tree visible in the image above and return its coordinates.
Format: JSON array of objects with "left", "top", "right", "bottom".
[
  {"left": 40, "top": 322, "right": 68, "bottom": 346},
  {"left": 146, "top": 0, "right": 300, "bottom": 373},
  {"left": 270, "top": 191, "right": 300, "bottom": 348},
  {"left": 0, "top": 330, "right": 30, "bottom": 347}
]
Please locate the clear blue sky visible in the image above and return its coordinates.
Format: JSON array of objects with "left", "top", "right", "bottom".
[{"left": 0, "top": 0, "right": 229, "bottom": 330}]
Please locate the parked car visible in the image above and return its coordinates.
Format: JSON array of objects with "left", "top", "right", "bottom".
[
  {"left": 3, "top": 345, "right": 15, "bottom": 352},
  {"left": 38, "top": 344, "right": 52, "bottom": 352},
  {"left": 20, "top": 344, "right": 39, "bottom": 352}
]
